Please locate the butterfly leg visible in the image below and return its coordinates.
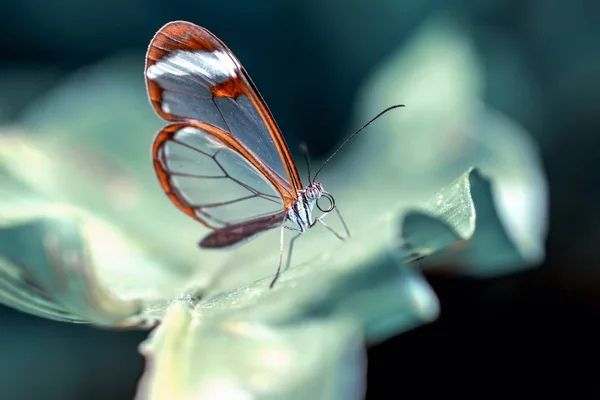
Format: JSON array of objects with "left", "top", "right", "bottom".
[
  {"left": 284, "top": 232, "right": 302, "bottom": 273},
  {"left": 333, "top": 205, "right": 351, "bottom": 239},
  {"left": 270, "top": 223, "right": 303, "bottom": 289},
  {"left": 311, "top": 206, "right": 350, "bottom": 241},
  {"left": 313, "top": 217, "right": 346, "bottom": 241}
]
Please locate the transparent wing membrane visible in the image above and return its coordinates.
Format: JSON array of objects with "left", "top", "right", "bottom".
[
  {"left": 154, "top": 125, "right": 286, "bottom": 229},
  {"left": 145, "top": 21, "right": 301, "bottom": 192}
]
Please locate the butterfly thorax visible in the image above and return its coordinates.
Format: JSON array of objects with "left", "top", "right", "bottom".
[{"left": 287, "top": 181, "right": 325, "bottom": 232}]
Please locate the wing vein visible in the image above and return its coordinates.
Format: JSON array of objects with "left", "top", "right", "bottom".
[
  {"left": 197, "top": 194, "right": 259, "bottom": 208},
  {"left": 169, "top": 172, "right": 227, "bottom": 179}
]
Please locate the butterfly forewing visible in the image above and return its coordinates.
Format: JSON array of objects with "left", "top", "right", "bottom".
[
  {"left": 153, "top": 122, "right": 287, "bottom": 231},
  {"left": 145, "top": 20, "right": 301, "bottom": 195}
]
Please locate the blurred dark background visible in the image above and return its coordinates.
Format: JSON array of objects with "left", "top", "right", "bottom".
[{"left": 1, "top": 1, "right": 599, "bottom": 398}]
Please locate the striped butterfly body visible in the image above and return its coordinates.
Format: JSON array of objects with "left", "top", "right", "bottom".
[{"left": 145, "top": 21, "right": 402, "bottom": 288}]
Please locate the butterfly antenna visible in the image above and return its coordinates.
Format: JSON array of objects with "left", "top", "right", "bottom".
[
  {"left": 312, "top": 104, "right": 405, "bottom": 182},
  {"left": 299, "top": 142, "right": 312, "bottom": 183}
]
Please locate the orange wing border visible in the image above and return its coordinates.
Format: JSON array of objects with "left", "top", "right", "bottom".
[
  {"left": 145, "top": 20, "right": 303, "bottom": 195},
  {"left": 152, "top": 121, "right": 295, "bottom": 229}
]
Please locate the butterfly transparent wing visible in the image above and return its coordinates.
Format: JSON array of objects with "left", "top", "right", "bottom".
[
  {"left": 145, "top": 21, "right": 301, "bottom": 194},
  {"left": 153, "top": 123, "right": 287, "bottom": 229}
]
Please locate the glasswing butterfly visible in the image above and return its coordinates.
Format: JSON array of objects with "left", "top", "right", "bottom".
[{"left": 145, "top": 21, "right": 403, "bottom": 288}]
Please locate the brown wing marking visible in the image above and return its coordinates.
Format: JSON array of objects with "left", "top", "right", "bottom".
[
  {"left": 145, "top": 21, "right": 219, "bottom": 121},
  {"left": 199, "top": 211, "right": 287, "bottom": 249}
]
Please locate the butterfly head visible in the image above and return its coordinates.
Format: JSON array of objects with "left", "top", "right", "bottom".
[
  {"left": 303, "top": 181, "right": 335, "bottom": 214},
  {"left": 304, "top": 181, "right": 323, "bottom": 201}
]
